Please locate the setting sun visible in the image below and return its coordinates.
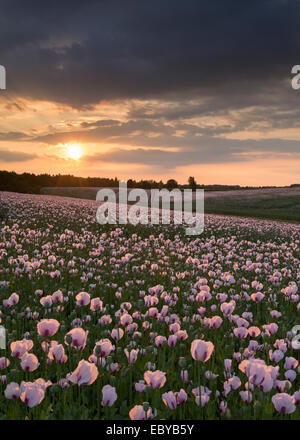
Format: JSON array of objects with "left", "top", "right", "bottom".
[{"left": 66, "top": 144, "right": 82, "bottom": 160}]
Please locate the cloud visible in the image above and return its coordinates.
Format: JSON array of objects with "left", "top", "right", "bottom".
[
  {"left": 1, "top": 0, "right": 299, "bottom": 177},
  {"left": 0, "top": 131, "right": 30, "bottom": 141},
  {"left": 31, "top": 111, "right": 300, "bottom": 160},
  {"left": 84, "top": 146, "right": 245, "bottom": 168},
  {"left": 0, "top": 149, "right": 38, "bottom": 162},
  {"left": 0, "top": 0, "right": 299, "bottom": 107},
  {"left": 83, "top": 138, "right": 300, "bottom": 169}
]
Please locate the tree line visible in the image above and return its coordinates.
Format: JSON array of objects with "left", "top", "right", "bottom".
[{"left": 0, "top": 170, "right": 289, "bottom": 195}]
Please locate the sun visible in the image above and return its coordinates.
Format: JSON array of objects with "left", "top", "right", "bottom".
[{"left": 66, "top": 144, "right": 82, "bottom": 160}]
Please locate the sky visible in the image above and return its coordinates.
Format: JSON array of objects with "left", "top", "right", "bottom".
[{"left": 0, "top": 0, "right": 300, "bottom": 186}]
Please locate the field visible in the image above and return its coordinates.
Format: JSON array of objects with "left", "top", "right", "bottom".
[
  {"left": 0, "top": 190, "right": 300, "bottom": 420},
  {"left": 204, "top": 187, "right": 300, "bottom": 222},
  {"left": 41, "top": 186, "right": 300, "bottom": 222}
]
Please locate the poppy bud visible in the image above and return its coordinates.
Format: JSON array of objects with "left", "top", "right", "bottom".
[
  {"left": 143, "top": 402, "right": 150, "bottom": 412},
  {"left": 178, "top": 357, "right": 187, "bottom": 368}
]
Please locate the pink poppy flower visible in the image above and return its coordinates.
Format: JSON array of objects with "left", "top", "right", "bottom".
[
  {"left": 220, "top": 401, "right": 227, "bottom": 414},
  {"left": 48, "top": 344, "right": 67, "bottom": 364},
  {"left": 76, "top": 291, "right": 91, "bottom": 306},
  {"left": 69, "top": 360, "right": 98, "bottom": 386},
  {"left": 162, "top": 391, "right": 177, "bottom": 410},
  {"left": 20, "top": 382, "right": 45, "bottom": 408},
  {"left": 7, "top": 293, "right": 19, "bottom": 306},
  {"left": 129, "top": 405, "right": 156, "bottom": 420},
  {"left": 20, "top": 353, "right": 39, "bottom": 372},
  {"left": 65, "top": 328, "right": 88, "bottom": 350},
  {"left": 263, "top": 323, "right": 278, "bottom": 336},
  {"left": 124, "top": 348, "right": 138, "bottom": 364},
  {"left": 135, "top": 380, "right": 146, "bottom": 393},
  {"left": 269, "top": 349, "right": 284, "bottom": 363},
  {"left": 119, "top": 313, "right": 133, "bottom": 326},
  {"left": 169, "top": 323, "right": 180, "bottom": 334},
  {"left": 248, "top": 326, "right": 261, "bottom": 337},
  {"left": 168, "top": 335, "right": 177, "bottom": 347},
  {"left": 101, "top": 384, "right": 117, "bottom": 406},
  {"left": 37, "top": 319, "right": 60, "bottom": 338},
  {"left": 4, "top": 382, "right": 21, "bottom": 399},
  {"left": 210, "top": 316, "right": 223, "bottom": 329},
  {"left": 284, "top": 357, "right": 298, "bottom": 370},
  {"left": 10, "top": 339, "right": 33, "bottom": 358},
  {"left": 220, "top": 301, "right": 235, "bottom": 316},
  {"left": 251, "top": 292, "right": 265, "bottom": 302},
  {"left": 190, "top": 339, "right": 214, "bottom": 362},
  {"left": 272, "top": 393, "right": 296, "bottom": 414},
  {"left": 111, "top": 328, "right": 124, "bottom": 341},
  {"left": 155, "top": 336, "right": 167, "bottom": 347},
  {"left": 234, "top": 327, "right": 248, "bottom": 339},
  {"left": 275, "top": 380, "right": 292, "bottom": 393},
  {"left": 240, "top": 390, "right": 252, "bottom": 403},
  {"left": 176, "top": 330, "right": 188, "bottom": 341},
  {"left": 285, "top": 370, "right": 296, "bottom": 382},
  {"left": 224, "top": 359, "right": 232, "bottom": 372},
  {"left": 259, "top": 374, "right": 274, "bottom": 392},
  {"left": 293, "top": 390, "right": 300, "bottom": 404},
  {"left": 52, "top": 290, "right": 63, "bottom": 304},
  {"left": 176, "top": 388, "right": 188, "bottom": 404},
  {"left": 144, "top": 370, "right": 166, "bottom": 389},
  {"left": 0, "top": 357, "right": 10, "bottom": 370},
  {"left": 195, "top": 393, "right": 210, "bottom": 407},
  {"left": 40, "top": 296, "right": 53, "bottom": 307},
  {"left": 90, "top": 297, "right": 103, "bottom": 311},
  {"left": 180, "top": 370, "right": 189, "bottom": 383},
  {"left": 94, "top": 339, "right": 114, "bottom": 357}
]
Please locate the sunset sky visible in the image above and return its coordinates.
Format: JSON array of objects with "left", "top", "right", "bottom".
[{"left": 0, "top": 0, "right": 300, "bottom": 186}]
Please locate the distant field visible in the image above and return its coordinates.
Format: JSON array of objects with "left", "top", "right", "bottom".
[
  {"left": 204, "top": 187, "right": 300, "bottom": 222},
  {"left": 41, "top": 186, "right": 300, "bottom": 222},
  {"left": 41, "top": 186, "right": 101, "bottom": 200}
]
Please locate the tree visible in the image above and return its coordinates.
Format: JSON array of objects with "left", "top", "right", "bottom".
[
  {"left": 166, "top": 179, "right": 178, "bottom": 189},
  {"left": 188, "top": 176, "right": 197, "bottom": 189}
]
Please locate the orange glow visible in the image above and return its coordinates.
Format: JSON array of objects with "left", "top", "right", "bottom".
[{"left": 66, "top": 144, "right": 82, "bottom": 160}]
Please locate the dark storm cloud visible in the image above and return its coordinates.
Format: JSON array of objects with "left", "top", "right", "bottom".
[
  {"left": 1, "top": 0, "right": 300, "bottom": 107},
  {"left": 0, "top": 149, "right": 37, "bottom": 162}
]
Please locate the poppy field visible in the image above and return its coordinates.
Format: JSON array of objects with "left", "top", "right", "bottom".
[{"left": 0, "top": 191, "right": 300, "bottom": 420}]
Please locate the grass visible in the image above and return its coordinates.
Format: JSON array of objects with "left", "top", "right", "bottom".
[
  {"left": 203, "top": 194, "right": 300, "bottom": 222},
  {"left": 41, "top": 187, "right": 300, "bottom": 223}
]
